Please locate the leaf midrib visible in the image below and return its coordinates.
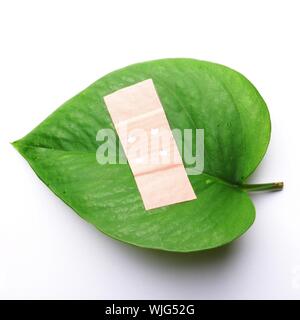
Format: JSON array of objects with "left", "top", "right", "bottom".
[{"left": 13, "top": 140, "right": 241, "bottom": 190}]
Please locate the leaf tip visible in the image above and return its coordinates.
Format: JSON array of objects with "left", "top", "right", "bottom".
[{"left": 11, "top": 140, "right": 20, "bottom": 150}]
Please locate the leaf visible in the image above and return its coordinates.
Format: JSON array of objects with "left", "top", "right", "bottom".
[{"left": 13, "top": 58, "right": 282, "bottom": 252}]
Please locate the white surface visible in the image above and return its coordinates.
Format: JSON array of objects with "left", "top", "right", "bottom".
[{"left": 0, "top": 0, "right": 299, "bottom": 300}]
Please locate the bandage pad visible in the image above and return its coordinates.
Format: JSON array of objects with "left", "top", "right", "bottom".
[{"left": 104, "top": 79, "right": 197, "bottom": 210}]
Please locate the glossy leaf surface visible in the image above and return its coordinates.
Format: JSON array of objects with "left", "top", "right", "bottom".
[{"left": 14, "top": 59, "right": 272, "bottom": 252}]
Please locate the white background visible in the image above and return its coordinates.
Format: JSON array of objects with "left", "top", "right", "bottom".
[{"left": 0, "top": 0, "right": 299, "bottom": 299}]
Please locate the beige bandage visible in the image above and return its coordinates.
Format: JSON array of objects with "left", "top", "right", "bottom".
[{"left": 104, "top": 79, "right": 196, "bottom": 210}]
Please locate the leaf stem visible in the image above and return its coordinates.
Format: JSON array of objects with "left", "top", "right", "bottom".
[{"left": 241, "top": 182, "right": 284, "bottom": 192}]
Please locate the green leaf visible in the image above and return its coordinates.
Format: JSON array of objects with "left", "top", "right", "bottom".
[{"left": 13, "top": 58, "right": 282, "bottom": 252}]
